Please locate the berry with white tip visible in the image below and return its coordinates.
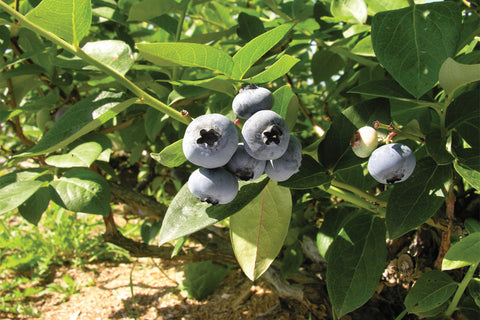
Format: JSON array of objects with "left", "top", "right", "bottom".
[{"left": 265, "top": 135, "right": 302, "bottom": 182}]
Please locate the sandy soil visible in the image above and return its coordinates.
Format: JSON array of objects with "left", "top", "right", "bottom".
[{"left": 23, "top": 258, "right": 310, "bottom": 320}]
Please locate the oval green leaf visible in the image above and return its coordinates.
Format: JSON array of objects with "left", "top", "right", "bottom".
[
  {"left": 150, "top": 139, "right": 186, "bottom": 168},
  {"left": 230, "top": 180, "right": 292, "bottom": 281},
  {"left": 50, "top": 169, "right": 110, "bottom": 216},
  {"left": 25, "top": 0, "right": 92, "bottom": 46},
  {"left": 386, "top": 158, "right": 451, "bottom": 239},
  {"left": 404, "top": 270, "right": 457, "bottom": 313},
  {"left": 326, "top": 213, "right": 387, "bottom": 318},
  {"left": 250, "top": 55, "right": 300, "bottom": 84},
  {"left": 136, "top": 42, "right": 234, "bottom": 76},
  {"left": 0, "top": 180, "right": 46, "bottom": 215},
  {"left": 157, "top": 177, "right": 270, "bottom": 246},
  {"left": 16, "top": 92, "right": 137, "bottom": 157},
  {"left": 231, "top": 23, "right": 293, "bottom": 80},
  {"left": 45, "top": 141, "right": 104, "bottom": 168},
  {"left": 442, "top": 232, "right": 480, "bottom": 270},
  {"left": 439, "top": 58, "right": 480, "bottom": 98},
  {"left": 371, "top": 2, "right": 462, "bottom": 98},
  {"left": 82, "top": 40, "right": 134, "bottom": 76}
]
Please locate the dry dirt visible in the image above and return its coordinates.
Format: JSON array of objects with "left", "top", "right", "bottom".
[{"left": 19, "top": 258, "right": 312, "bottom": 320}]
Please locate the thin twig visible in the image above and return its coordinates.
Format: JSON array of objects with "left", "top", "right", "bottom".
[{"left": 284, "top": 74, "right": 325, "bottom": 138}]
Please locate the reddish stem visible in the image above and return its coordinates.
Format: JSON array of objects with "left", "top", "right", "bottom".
[{"left": 434, "top": 175, "right": 456, "bottom": 269}]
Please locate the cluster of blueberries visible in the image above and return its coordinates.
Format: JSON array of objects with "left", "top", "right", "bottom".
[
  {"left": 351, "top": 126, "right": 416, "bottom": 184},
  {"left": 182, "top": 85, "right": 302, "bottom": 205}
]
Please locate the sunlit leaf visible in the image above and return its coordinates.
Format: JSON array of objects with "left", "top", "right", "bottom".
[
  {"left": 230, "top": 180, "right": 292, "bottom": 280},
  {"left": 25, "top": 0, "right": 92, "bottom": 46}
]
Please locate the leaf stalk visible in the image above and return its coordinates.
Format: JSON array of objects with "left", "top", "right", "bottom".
[{"left": 445, "top": 262, "right": 479, "bottom": 316}]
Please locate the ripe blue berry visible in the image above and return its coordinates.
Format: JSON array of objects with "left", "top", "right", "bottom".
[
  {"left": 241, "top": 110, "right": 290, "bottom": 160},
  {"left": 226, "top": 143, "right": 266, "bottom": 181},
  {"left": 367, "top": 143, "right": 416, "bottom": 184},
  {"left": 232, "top": 85, "right": 274, "bottom": 119},
  {"left": 265, "top": 135, "right": 302, "bottom": 182},
  {"left": 188, "top": 167, "right": 239, "bottom": 205},
  {"left": 182, "top": 114, "right": 238, "bottom": 168}
]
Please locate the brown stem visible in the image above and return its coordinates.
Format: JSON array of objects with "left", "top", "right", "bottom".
[
  {"left": 434, "top": 174, "right": 456, "bottom": 269},
  {"left": 284, "top": 74, "right": 325, "bottom": 138},
  {"left": 109, "top": 180, "right": 167, "bottom": 220}
]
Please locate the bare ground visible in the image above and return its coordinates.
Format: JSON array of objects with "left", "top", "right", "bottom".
[{"left": 18, "top": 258, "right": 312, "bottom": 320}]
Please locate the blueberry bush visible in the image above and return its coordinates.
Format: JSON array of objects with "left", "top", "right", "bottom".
[{"left": 0, "top": 0, "right": 479, "bottom": 318}]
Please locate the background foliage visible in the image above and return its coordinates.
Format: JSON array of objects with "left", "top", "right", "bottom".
[{"left": 0, "top": 0, "right": 479, "bottom": 318}]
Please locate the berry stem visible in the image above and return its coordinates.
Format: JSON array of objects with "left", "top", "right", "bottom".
[
  {"left": 374, "top": 121, "right": 424, "bottom": 143},
  {"left": 321, "top": 185, "right": 387, "bottom": 216},
  {"left": 331, "top": 179, "right": 388, "bottom": 207}
]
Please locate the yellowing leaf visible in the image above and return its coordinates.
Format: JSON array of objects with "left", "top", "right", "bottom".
[{"left": 230, "top": 180, "right": 292, "bottom": 281}]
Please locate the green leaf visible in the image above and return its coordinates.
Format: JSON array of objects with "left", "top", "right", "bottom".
[
  {"left": 17, "top": 187, "right": 50, "bottom": 225},
  {"left": 279, "top": 155, "right": 332, "bottom": 189},
  {"left": 316, "top": 208, "right": 353, "bottom": 259},
  {"left": 231, "top": 23, "right": 293, "bottom": 80},
  {"left": 439, "top": 58, "right": 480, "bottom": 98},
  {"left": 271, "top": 85, "right": 298, "bottom": 130},
  {"left": 280, "top": 243, "right": 304, "bottom": 279},
  {"left": 180, "top": 261, "right": 230, "bottom": 299},
  {"left": 169, "top": 76, "right": 236, "bottom": 97},
  {"left": 442, "top": 233, "right": 480, "bottom": 270},
  {"left": 311, "top": 48, "right": 344, "bottom": 84},
  {"left": 0, "top": 168, "right": 52, "bottom": 189},
  {"left": 343, "top": 98, "right": 391, "bottom": 129},
  {"left": 317, "top": 113, "right": 360, "bottom": 171},
  {"left": 150, "top": 140, "right": 186, "bottom": 168},
  {"left": 45, "top": 141, "right": 103, "bottom": 168},
  {"left": 0, "top": 25, "right": 9, "bottom": 55},
  {"left": 17, "top": 92, "right": 137, "bottom": 157},
  {"left": 371, "top": 2, "right": 462, "bottom": 98},
  {"left": 250, "top": 55, "right": 300, "bottom": 84},
  {"left": 364, "top": 0, "right": 409, "bottom": 14},
  {"left": 0, "top": 181, "right": 46, "bottom": 215},
  {"left": 469, "top": 278, "right": 480, "bottom": 308},
  {"left": 157, "top": 177, "right": 270, "bottom": 246},
  {"left": 145, "top": 108, "right": 168, "bottom": 142},
  {"left": 230, "top": 180, "right": 292, "bottom": 280},
  {"left": 50, "top": 169, "right": 110, "bottom": 216},
  {"left": 82, "top": 40, "right": 134, "bottom": 76},
  {"left": 25, "top": 0, "right": 92, "bottom": 46},
  {"left": 386, "top": 158, "right": 451, "bottom": 239},
  {"left": 136, "top": 43, "right": 234, "bottom": 76},
  {"left": 446, "top": 87, "right": 480, "bottom": 149},
  {"left": 351, "top": 35, "right": 375, "bottom": 57},
  {"left": 404, "top": 270, "right": 457, "bottom": 313},
  {"left": 326, "top": 213, "right": 386, "bottom": 318},
  {"left": 127, "top": 0, "right": 177, "bottom": 22},
  {"left": 349, "top": 80, "right": 419, "bottom": 103},
  {"left": 331, "top": 0, "right": 368, "bottom": 24},
  {"left": 237, "top": 12, "right": 265, "bottom": 42},
  {"left": 425, "top": 130, "right": 454, "bottom": 165},
  {"left": 465, "top": 218, "right": 480, "bottom": 234},
  {"left": 140, "top": 220, "right": 162, "bottom": 245}
]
